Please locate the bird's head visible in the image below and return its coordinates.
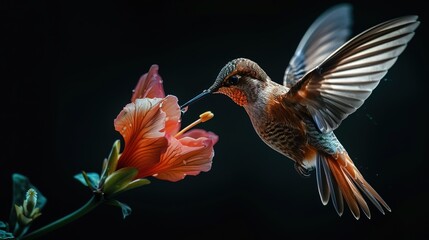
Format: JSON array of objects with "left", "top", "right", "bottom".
[{"left": 180, "top": 58, "right": 270, "bottom": 110}]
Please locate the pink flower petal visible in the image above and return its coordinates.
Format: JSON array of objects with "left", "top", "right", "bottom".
[
  {"left": 179, "top": 129, "right": 219, "bottom": 145},
  {"left": 118, "top": 137, "right": 168, "bottom": 175},
  {"left": 114, "top": 98, "right": 169, "bottom": 171},
  {"left": 160, "top": 95, "right": 181, "bottom": 136},
  {"left": 131, "top": 64, "right": 165, "bottom": 101},
  {"left": 114, "top": 98, "right": 165, "bottom": 142},
  {"left": 148, "top": 136, "right": 215, "bottom": 181}
]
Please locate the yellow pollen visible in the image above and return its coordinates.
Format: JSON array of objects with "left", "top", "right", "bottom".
[
  {"left": 200, "top": 111, "right": 214, "bottom": 122},
  {"left": 175, "top": 111, "right": 214, "bottom": 138}
]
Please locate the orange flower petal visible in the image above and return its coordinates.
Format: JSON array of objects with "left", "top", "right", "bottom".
[
  {"left": 131, "top": 64, "right": 165, "bottom": 102},
  {"left": 114, "top": 98, "right": 166, "bottom": 142},
  {"left": 118, "top": 136, "right": 168, "bottom": 176},
  {"left": 160, "top": 95, "right": 181, "bottom": 136},
  {"left": 114, "top": 98, "right": 169, "bottom": 171},
  {"left": 179, "top": 129, "right": 219, "bottom": 145},
  {"left": 148, "top": 136, "right": 215, "bottom": 181}
]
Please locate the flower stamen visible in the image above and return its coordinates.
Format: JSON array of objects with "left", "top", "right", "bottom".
[{"left": 175, "top": 111, "right": 214, "bottom": 138}]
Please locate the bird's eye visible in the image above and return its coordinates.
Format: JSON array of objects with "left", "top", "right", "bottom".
[{"left": 228, "top": 75, "right": 240, "bottom": 85}]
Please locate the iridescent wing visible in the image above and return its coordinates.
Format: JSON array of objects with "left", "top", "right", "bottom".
[
  {"left": 284, "top": 4, "right": 352, "bottom": 88},
  {"left": 287, "top": 16, "right": 420, "bottom": 133}
]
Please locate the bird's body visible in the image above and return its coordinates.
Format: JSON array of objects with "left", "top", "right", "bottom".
[
  {"left": 180, "top": 4, "right": 420, "bottom": 219},
  {"left": 233, "top": 73, "right": 343, "bottom": 175}
]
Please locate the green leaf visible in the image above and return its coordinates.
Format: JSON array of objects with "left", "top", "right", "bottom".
[
  {"left": 0, "top": 222, "right": 13, "bottom": 240},
  {"left": 0, "top": 230, "right": 14, "bottom": 239},
  {"left": 74, "top": 172, "right": 100, "bottom": 189},
  {"left": 103, "top": 167, "right": 138, "bottom": 196},
  {"left": 107, "top": 200, "right": 132, "bottom": 219},
  {"left": 9, "top": 174, "right": 46, "bottom": 230},
  {"left": 0, "top": 222, "right": 7, "bottom": 230}
]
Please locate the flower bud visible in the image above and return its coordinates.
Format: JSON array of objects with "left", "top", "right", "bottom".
[{"left": 15, "top": 188, "right": 41, "bottom": 227}]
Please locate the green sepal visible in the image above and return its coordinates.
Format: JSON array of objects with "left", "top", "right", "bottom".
[
  {"left": 107, "top": 200, "right": 132, "bottom": 219},
  {"left": 100, "top": 140, "right": 121, "bottom": 185},
  {"left": 14, "top": 205, "right": 31, "bottom": 226},
  {"left": 116, "top": 178, "right": 150, "bottom": 195},
  {"left": 74, "top": 172, "right": 100, "bottom": 190},
  {"left": 9, "top": 174, "right": 46, "bottom": 231},
  {"left": 103, "top": 167, "right": 138, "bottom": 196},
  {"left": 107, "top": 140, "right": 121, "bottom": 176}
]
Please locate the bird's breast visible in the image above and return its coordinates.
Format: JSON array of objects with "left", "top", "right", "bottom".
[{"left": 245, "top": 101, "right": 310, "bottom": 162}]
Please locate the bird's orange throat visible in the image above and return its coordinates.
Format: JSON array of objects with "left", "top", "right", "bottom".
[{"left": 218, "top": 87, "right": 248, "bottom": 106}]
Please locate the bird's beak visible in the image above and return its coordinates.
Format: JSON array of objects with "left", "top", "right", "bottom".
[{"left": 180, "top": 89, "right": 212, "bottom": 110}]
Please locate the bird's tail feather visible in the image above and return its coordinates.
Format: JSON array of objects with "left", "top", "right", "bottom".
[{"left": 316, "top": 152, "right": 391, "bottom": 219}]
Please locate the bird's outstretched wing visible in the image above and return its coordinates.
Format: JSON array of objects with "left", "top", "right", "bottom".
[
  {"left": 287, "top": 16, "right": 420, "bottom": 133},
  {"left": 283, "top": 3, "right": 352, "bottom": 88}
]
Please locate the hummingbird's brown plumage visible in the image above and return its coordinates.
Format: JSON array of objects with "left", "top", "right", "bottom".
[{"left": 180, "top": 4, "right": 420, "bottom": 219}]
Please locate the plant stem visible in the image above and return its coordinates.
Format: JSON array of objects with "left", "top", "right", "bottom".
[{"left": 20, "top": 196, "right": 102, "bottom": 240}]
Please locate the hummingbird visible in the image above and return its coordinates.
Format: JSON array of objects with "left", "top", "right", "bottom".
[{"left": 180, "top": 4, "right": 419, "bottom": 219}]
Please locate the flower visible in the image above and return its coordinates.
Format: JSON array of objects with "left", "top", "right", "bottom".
[
  {"left": 113, "top": 64, "right": 218, "bottom": 182},
  {"left": 15, "top": 189, "right": 42, "bottom": 227},
  {"left": 75, "top": 64, "right": 218, "bottom": 198}
]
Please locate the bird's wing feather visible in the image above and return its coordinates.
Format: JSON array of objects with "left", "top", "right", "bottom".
[
  {"left": 284, "top": 3, "right": 352, "bottom": 88},
  {"left": 287, "top": 15, "right": 419, "bottom": 133}
]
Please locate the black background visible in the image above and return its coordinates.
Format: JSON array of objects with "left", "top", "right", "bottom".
[{"left": 2, "top": 0, "right": 428, "bottom": 239}]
